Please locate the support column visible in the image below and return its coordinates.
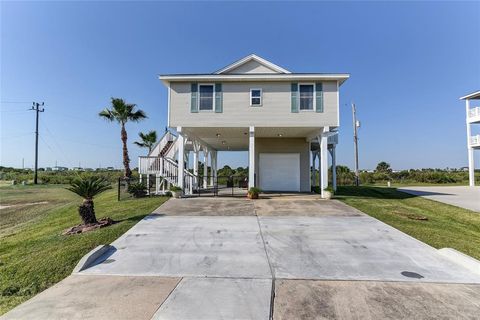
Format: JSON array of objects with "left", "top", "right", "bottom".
[
  {"left": 248, "top": 126, "right": 255, "bottom": 189},
  {"left": 177, "top": 127, "right": 185, "bottom": 190},
  {"left": 332, "top": 145, "right": 337, "bottom": 191},
  {"left": 155, "top": 174, "right": 161, "bottom": 194},
  {"left": 317, "top": 151, "right": 321, "bottom": 188},
  {"left": 311, "top": 151, "right": 317, "bottom": 190},
  {"left": 210, "top": 150, "right": 217, "bottom": 186},
  {"left": 203, "top": 149, "right": 209, "bottom": 188},
  {"left": 193, "top": 141, "right": 200, "bottom": 189},
  {"left": 466, "top": 99, "right": 475, "bottom": 187},
  {"left": 319, "top": 127, "right": 329, "bottom": 198}
]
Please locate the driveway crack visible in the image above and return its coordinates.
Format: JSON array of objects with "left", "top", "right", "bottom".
[{"left": 255, "top": 206, "right": 276, "bottom": 320}]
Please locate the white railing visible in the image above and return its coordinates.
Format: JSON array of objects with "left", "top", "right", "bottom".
[
  {"left": 138, "top": 156, "right": 194, "bottom": 194},
  {"left": 470, "top": 135, "right": 480, "bottom": 147},
  {"left": 468, "top": 107, "right": 480, "bottom": 119},
  {"left": 148, "top": 131, "right": 176, "bottom": 157}
]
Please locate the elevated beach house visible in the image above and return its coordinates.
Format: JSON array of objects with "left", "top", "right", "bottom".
[
  {"left": 461, "top": 90, "right": 480, "bottom": 186},
  {"left": 139, "top": 54, "right": 349, "bottom": 198}
]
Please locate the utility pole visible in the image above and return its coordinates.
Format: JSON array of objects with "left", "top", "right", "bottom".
[
  {"left": 31, "top": 102, "right": 45, "bottom": 184},
  {"left": 352, "top": 103, "right": 360, "bottom": 186}
]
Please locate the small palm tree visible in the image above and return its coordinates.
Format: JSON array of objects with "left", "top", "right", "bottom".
[
  {"left": 66, "top": 176, "right": 112, "bottom": 225},
  {"left": 134, "top": 130, "right": 157, "bottom": 153},
  {"left": 99, "top": 98, "right": 147, "bottom": 178}
]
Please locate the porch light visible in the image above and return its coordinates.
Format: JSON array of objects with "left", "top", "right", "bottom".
[
  {"left": 216, "top": 133, "right": 221, "bottom": 138},
  {"left": 277, "top": 133, "right": 283, "bottom": 137},
  {"left": 221, "top": 140, "right": 226, "bottom": 145}
]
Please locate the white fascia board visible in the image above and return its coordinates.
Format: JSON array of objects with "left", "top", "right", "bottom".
[
  {"left": 460, "top": 90, "right": 480, "bottom": 100},
  {"left": 159, "top": 74, "right": 350, "bottom": 86},
  {"left": 214, "top": 54, "right": 291, "bottom": 74}
]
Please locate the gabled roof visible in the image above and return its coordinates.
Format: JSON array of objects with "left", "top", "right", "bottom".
[
  {"left": 214, "top": 54, "right": 291, "bottom": 74},
  {"left": 460, "top": 90, "right": 480, "bottom": 100}
]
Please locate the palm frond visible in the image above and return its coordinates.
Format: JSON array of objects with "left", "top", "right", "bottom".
[
  {"left": 129, "top": 110, "right": 147, "bottom": 122},
  {"left": 66, "top": 176, "right": 112, "bottom": 199}
]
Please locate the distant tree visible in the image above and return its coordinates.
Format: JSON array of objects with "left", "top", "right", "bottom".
[
  {"left": 375, "top": 161, "right": 392, "bottom": 173},
  {"left": 66, "top": 176, "right": 111, "bottom": 224},
  {"left": 99, "top": 98, "right": 147, "bottom": 178},
  {"left": 335, "top": 165, "right": 351, "bottom": 174},
  {"left": 134, "top": 130, "right": 157, "bottom": 153}
]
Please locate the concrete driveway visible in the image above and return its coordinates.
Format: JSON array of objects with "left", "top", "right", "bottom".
[
  {"left": 3, "top": 196, "right": 480, "bottom": 320},
  {"left": 398, "top": 186, "right": 480, "bottom": 212}
]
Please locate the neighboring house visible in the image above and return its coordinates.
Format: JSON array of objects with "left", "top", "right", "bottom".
[
  {"left": 139, "top": 54, "right": 349, "bottom": 198},
  {"left": 461, "top": 91, "right": 480, "bottom": 186}
]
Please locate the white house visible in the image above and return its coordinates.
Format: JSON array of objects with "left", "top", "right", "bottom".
[
  {"left": 139, "top": 54, "right": 349, "bottom": 198},
  {"left": 461, "top": 91, "right": 480, "bottom": 186}
]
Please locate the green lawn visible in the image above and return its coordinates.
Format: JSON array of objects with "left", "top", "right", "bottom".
[
  {"left": 335, "top": 186, "right": 480, "bottom": 260},
  {"left": 0, "top": 184, "right": 168, "bottom": 315}
]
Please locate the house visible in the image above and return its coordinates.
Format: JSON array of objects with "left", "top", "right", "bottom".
[
  {"left": 139, "top": 54, "right": 349, "bottom": 198},
  {"left": 460, "top": 90, "right": 480, "bottom": 186}
]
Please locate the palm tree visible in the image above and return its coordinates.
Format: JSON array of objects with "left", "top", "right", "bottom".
[
  {"left": 66, "top": 176, "right": 112, "bottom": 225},
  {"left": 134, "top": 130, "right": 157, "bottom": 153},
  {"left": 99, "top": 98, "right": 147, "bottom": 178}
]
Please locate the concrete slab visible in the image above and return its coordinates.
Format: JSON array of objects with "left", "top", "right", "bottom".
[
  {"left": 80, "top": 216, "right": 271, "bottom": 278},
  {"left": 398, "top": 186, "right": 480, "bottom": 212},
  {"left": 153, "top": 278, "right": 271, "bottom": 320},
  {"left": 254, "top": 198, "right": 364, "bottom": 217},
  {"left": 153, "top": 198, "right": 255, "bottom": 216},
  {"left": 0, "top": 275, "right": 180, "bottom": 320},
  {"left": 259, "top": 216, "right": 480, "bottom": 283},
  {"left": 274, "top": 280, "right": 480, "bottom": 320}
]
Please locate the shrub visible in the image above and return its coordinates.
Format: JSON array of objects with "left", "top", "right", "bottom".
[{"left": 127, "top": 182, "right": 148, "bottom": 198}]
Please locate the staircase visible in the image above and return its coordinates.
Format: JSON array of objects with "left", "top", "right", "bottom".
[{"left": 138, "top": 131, "right": 194, "bottom": 195}]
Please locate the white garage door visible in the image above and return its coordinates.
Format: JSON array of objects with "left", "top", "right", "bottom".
[{"left": 259, "top": 153, "right": 300, "bottom": 192}]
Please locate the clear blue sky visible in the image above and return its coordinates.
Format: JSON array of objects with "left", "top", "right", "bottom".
[{"left": 1, "top": 1, "right": 479, "bottom": 170}]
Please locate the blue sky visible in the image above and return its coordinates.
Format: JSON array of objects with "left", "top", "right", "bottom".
[{"left": 1, "top": 1, "right": 479, "bottom": 170}]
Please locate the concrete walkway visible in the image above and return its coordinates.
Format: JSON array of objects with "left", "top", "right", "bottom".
[
  {"left": 398, "top": 186, "right": 480, "bottom": 212},
  {"left": 3, "top": 196, "right": 480, "bottom": 320}
]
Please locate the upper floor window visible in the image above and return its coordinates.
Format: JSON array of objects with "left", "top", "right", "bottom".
[
  {"left": 199, "top": 84, "right": 214, "bottom": 111},
  {"left": 250, "top": 88, "right": 262, "bottom": 106},
  {"left": 299, "top": 84, "right": 314, "bottom": 111}
]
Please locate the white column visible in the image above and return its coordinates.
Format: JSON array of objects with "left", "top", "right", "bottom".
[
  {"left": 193, "top": 141, "right": 200, "bottom": 189},
  {"left": 317, "top": 151, "right": 321, "bottom": 188},
  {"left": 248, "top": 126, "right": 255, "bottom": 189},
  {"left": 209, "top": 151, "right": 215, "bottom": 186},
  {"left": 332, "top": 145, "right": 337, "bottom": 191},
  {"left": 466, "top": 99, "right": 475, "bottom": 186},
  {"left": 203, "top": 149, "right": 209, "bottom": 188},
  {"left": 311, "top": 151, "right": 317, "bottom": 189},
  {"left": 177, "top": 127, "right": 185, "bottom": 190},
  {"left": 319, "top": 128, "right": 329, "bottom": 198},
  {"left": 211, "top": 151, "right": 217, "bottom": 186},
  {"left": 155, "top": 174, "right": 161, "bottom": 194},
  {"left": 146, "top": 174, "right": 150, "bottom": 195}
]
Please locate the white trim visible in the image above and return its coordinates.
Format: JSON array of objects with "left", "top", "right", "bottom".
[
  {"left": 298, "top": 83, "right": 315, "bottom": 111},
  {"left": 336, "top": 80, "right": 340, "bottom": 126},
  {"left": 460, "top": 90, "right": 480, "bottom": 100},
  {"left": 250, "top": 88, "right": 263, "bottom": 106},
  {"left": 159, "top": 74, "right": 350, "bottom": 85},
  {"left": 198, "top": 83, "right": 215, "bottom": 112},
  {"left": 214, "top": 54, "right": 291, "bottom": 74},
  {"left": 167, "top": 85, "right": 171, "bottom": 127}
]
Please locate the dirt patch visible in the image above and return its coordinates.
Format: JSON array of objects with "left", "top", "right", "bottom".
[
  {"left": 63, "top": 217, "right": 116, "bottom": 235},
  {"left": 0, "top": 201, "right": 49, "bottom": 210}
]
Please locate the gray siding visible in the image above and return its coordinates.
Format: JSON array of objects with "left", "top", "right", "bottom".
[
  {"left": 169, "top": 81, "right": 338, "bottom": 128},
  {"left": 254, "top": 138, "right": 310, "bottom": 192}
]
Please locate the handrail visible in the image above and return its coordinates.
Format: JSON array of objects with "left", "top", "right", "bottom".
[{"left": 148, "top": 131, "right": 176, "bottom": 157}]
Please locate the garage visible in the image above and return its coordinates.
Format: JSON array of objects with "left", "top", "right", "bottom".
[{"left": 259, "top": 153, "right": 300, "bottom": 192}]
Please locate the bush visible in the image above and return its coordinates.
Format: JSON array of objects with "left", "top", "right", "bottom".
[
  {"left": 169, "top": 185, "right": 182, "bottom": 192},
  {"left": 127, "top": 182, "right": 148, "bottom": 198}
]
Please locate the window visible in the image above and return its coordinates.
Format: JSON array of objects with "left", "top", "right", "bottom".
[
  {"left": 199, "top": 84, "right": 214, "bottom": 111},
  {"left": 250, "top": 88, "right": 262, "bottom": 106},
  {"left": 299, "top": 84, "right": 314, "bottom": 110}
]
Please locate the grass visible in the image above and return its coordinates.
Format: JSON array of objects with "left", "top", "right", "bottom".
[
  {"left": 0, "top": 184, "right": 168, "bottom": 315},
  {"left": 334, "top": 186, "right": 480, "bottom": 260}
]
